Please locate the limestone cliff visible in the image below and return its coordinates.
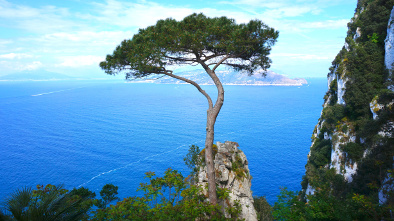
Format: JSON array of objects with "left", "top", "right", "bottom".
[
  {"left": 197, "top": 141, "right": 257, "bottom": 221},
  {"left": 385, "top": 5, "right": 394, "bottom": 89},
  {"left": 302, "top": 0, "right": 394, "bottom": 205}
]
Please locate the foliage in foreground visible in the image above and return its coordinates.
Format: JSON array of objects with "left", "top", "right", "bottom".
[
  {"left": 0, "top": 184, "right": 95, "bottom": 221},
  {"left": 271, "top": 186, "right": 394, "bottom": 221},
  {"left": 0, "top": 171, "right": 242, "bottom": 221},
  {"left": 253, "top": 196, "right": 273, "bottom": 221},
  {"left": 0, "top": 145, "right": 245, "bottom": 221},
  {"left": 92, "top": 168, "right": 242, "bottom": 221}
]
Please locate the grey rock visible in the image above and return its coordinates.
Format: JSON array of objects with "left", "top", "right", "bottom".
[
  {"left": 198, "top": 167, "right": 208, "bottom": 182},
  {"left": 197, "top": 141, "right": 257, "bottom": 221},
  {"left": 215, "top": 152, "right": 232, "bottom": 169},
  {"left": 218, "top": 165, "right": 229, "bottom": 182}
]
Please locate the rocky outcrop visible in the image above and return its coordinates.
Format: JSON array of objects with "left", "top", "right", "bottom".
[
  {"left": 385, "top": 7, "right": 394, "bottom": 75},
  {"left": 385, "top": 6, "right": 394, "bottom": 91},
  {"left": 370, "top": 95, "right": 385, "bottom": 120},
  {"left": 327, "top": 71, "right": 336, "bottom": 89},
  {"left": 329, "top": 131, "right": 358, "bottom": 182},
  {"left": 354, "top": 27, "right": 362, "bottom": 41},
  {"left": 197, "top": 141, "right": 257, "bottom": 221},
  {"left": 369, "top": 95, "right": 394, "bottom": 137},
  {"left": 337, "top": 77, "right": 347, "bottom": 105}
]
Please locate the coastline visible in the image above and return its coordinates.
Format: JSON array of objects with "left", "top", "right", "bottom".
[
  {"left": 0, "top": 79, "right": 307, "bottom": 86},
  {"left": 125, "top": 81, "right": 307, "bottom": 86}
]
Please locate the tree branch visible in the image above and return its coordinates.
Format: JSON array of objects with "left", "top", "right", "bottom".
[
  {"left": 164, "top": 55, "right": 196, "bottom": 62},
  {"left": 161, "top": 71, "right": 213, "bottom": 109},
  {"left": 212, "top": 54, "right": 231, "bottom": 71},
  {"left": 201, "top": 53, "right": 225, "bottom": 62}
]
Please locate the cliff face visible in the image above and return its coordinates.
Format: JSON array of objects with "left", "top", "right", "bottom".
[
  {"left": 197, "top": 141, "right": 257, "bottom": 221},
  {"left": 303, "top": 0, "right": 394, "bottom": 205},
  {"left": 386, "top": 6, "right": 394, "bottom": 91}
]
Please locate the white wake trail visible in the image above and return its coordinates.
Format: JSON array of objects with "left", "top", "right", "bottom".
[
  {"left": 78, "top": 141, "right": 203, "bottom": 188},
  {"left": 78, "top": 128, "right": 242, "bottom": 188},
  {"left": 31, "top": 87, "right": 83, "bottom": 96}
]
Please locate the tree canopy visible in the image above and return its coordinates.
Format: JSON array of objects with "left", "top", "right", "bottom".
[{"left": 100, "top": 13, "right": 278, "bottom": 79}]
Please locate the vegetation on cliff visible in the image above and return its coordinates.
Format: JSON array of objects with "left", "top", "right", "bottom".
[{"left": 276, "top": 0, "right": 394, "bottom": 219}]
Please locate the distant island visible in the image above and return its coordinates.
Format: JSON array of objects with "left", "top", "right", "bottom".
[
  {"left": 132, "top": 69, "right": 308, "bottom": 86},
  {"left": 0, "top": 69, "right": 307, "bottom": 86}
]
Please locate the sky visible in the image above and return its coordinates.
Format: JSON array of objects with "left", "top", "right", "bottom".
[{"left": 0, "top": 0, "right": 357, "bottom": 78}]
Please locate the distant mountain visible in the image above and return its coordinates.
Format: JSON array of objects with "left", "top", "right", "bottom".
[
  {"left": 0, "top": 70, "right": 74, "bottom": 81},
  {"left": 137, "top": 69, "right": 307, "bottom": 86}
]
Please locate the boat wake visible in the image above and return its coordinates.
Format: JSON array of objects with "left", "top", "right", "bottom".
[
  {"left": 78, "top": 140, "right": 203, "bottom": 188},
  {"left": 31, "top": 87, "right": 83, "bottom": 96}
]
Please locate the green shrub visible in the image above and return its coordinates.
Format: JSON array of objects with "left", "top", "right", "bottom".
[
  {"left": 329, "top": 79, "right": 338, "bottom": 105},
  {"left": 232, "top": 153, "right": 248, "bottom": 181},
  {"left": 91, "top": 169, "right": 241, "bottom": 221},
  {"left": 253, "top": 196, "right": 273, "bottom": 221},
  {"left": 184, "top": 145, "right": 202, "bottom": 180},
  {"left": 308, "top": 139, "right": 332, "bottom": 168},
  {"left": 322, "top": 104, "right": 345, "bottom": 126},
  {"left": 340, "top": 142, "right": 365, "bottom": 162},
  {"left": 1, "top": 184, "right": 94, "bottom": 221},
  {"left": 199, "top": 144, "right": 218, "bottom": 165}
]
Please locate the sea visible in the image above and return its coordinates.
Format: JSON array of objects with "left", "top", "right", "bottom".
[{"left": 0, "top": 78, "right": 326, "bottom": 204}]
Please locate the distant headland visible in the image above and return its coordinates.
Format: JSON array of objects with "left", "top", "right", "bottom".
[
  {"left": 0, "top": 69, "right": 307, "bottom": 86},
  {"left": 131, "top": 69, "right": 308, "bottom": 86}
]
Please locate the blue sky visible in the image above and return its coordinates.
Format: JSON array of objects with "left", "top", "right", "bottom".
[{"left": 0, "top": 0, "right": 357, "bottom": 78}]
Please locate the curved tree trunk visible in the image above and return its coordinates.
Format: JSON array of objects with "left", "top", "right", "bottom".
[
  {"left": 168, "top": 73, "right": 223, "bottom": 205},
  {"left": 166, "top": 58, "right": 226, "bottom": 205},
  {"left": 205, "top": 109, "right": 217, "bottom": 205},
  {"left": 204, "top": 69, "right": 225, "bottom": 205}
]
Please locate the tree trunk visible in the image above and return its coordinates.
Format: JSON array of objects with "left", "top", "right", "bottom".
[
  {"left": 204, "top": 70, "right": 225, "bottom": 205},
  {"left": 171, "top": 58, "right": 226, "bottom": 206},
  {"left": 205, "top": 109, "right": 218, "bottom": 205}
]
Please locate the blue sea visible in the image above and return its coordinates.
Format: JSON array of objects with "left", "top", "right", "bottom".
[{"left": 0, "top": 78, "right": 326, "bottom": 204}]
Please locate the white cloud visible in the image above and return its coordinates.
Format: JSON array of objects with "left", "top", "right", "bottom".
[
  {"left": 86, "top": 0, "right": 269, "bottom": 28},
  {"left": 0, "top": 0, "right": 356, "bottom": 77},
  {"left": 39, "top": 31, "right": 133, "bottom": 46},
  {"left": 85, "top": 0, "right": 195, "bottom": 28},
  {"left": 0, "top": 0, "right": 85, "bottom": 33},
  {"left": 219, "top": 0, "right": 322, "bottom": 19},
  {"left": 0, "top": 53, "right": 33, "bottom": 59},
  {"left": 299, "top": 19, "right": 349, "bottom": 29},
  {"left": 218, "top": 0, "right": 356, "bottom": 20},
  {"left": 220, "top": 0, "right": 356, "bottom": 9},
  {"left": 12, "top": 30, "right": 134, "bottom": 57},
  {"left": 0, "top": 60, "right": 42, "bottom": 73},
  {"left": 0, "top": 0, "right": 351, "bottom": 39},
  {"left": 0, "top": 39, "right": 12, "bottom": 45},
  {"left": 261, "top": 5, "right": 321, "bottom": 19},
  {"left": 271, "top": 53, "right": 331, "bottom": 60},
  {"left": 82, "top": 0, "right": 348, "bottom": 35},
  {"left": 256, "top": 17, "right": 350, "bottom": 34},
  {"left": 16, "top": 61, "right": 43, "bottom": 71},
  {"left": 57, "top": 55, "right": 104, "bottom": 67},
  {"left": 220, "top": 0, "right": 293, "bottom": 8}
]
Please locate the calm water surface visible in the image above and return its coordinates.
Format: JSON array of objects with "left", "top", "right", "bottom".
[{"left": 0, "top": 78, "right": 326, "bottom": 204}]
